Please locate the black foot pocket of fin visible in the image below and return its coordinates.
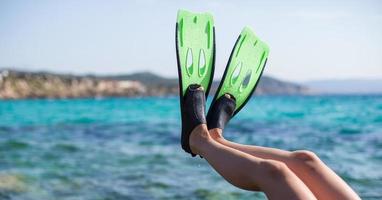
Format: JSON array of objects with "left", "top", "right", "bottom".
[
  {"left": 181, "top": 84, "right": 207, "bottom": 156},
  {"left": 206, "top": 94, "right": 236, "bottom": 130}
]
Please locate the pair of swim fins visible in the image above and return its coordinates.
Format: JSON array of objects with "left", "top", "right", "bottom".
[
  {"left": 176, "top": 10, "right": 269, "bottom": 155},
  {"left": 176, "top": 10, "right": 269, "bottom": 116}
]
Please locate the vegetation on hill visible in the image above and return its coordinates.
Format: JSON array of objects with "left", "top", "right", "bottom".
[{"left": 0, "top": 70, "right": 310, "bottom": 99}]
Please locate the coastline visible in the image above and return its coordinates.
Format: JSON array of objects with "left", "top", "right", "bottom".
[{"left": 0, "top": 69, "right": 310, "bottom": 99}]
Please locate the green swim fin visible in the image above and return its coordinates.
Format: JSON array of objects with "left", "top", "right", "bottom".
[
  {"left": 176, "top": 10, "right": 215, "bottom": 156},
  {"left": 211, "top": 27, "right": 269, "bottom": 117},
  {"left": 176, "top": 10, "right": 215, "bottom": 97}
]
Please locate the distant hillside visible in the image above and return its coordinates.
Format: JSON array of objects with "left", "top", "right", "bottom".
[
  {"left": 0, "top": 69, "right": 310, "bottom": 99},
  {"left": 101, "top": 72, "right": 310, "bottom": 95},
  {"left": 100, "top": 72, "right": 178, "bottom": 87}
]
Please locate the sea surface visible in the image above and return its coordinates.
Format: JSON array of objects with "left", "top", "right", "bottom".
[{"left": 0, "top": 95, "right": 381, "bottom": 200}]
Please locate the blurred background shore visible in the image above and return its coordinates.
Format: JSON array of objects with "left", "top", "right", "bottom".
[{"left": 1, "top": 69, "right": 381, "bottom": 99}]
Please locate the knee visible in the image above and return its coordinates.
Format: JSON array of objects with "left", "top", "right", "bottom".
[
  {"left": 291, "top": 150, "right": 321, "bottom": 171},
  {"left": 259, "top": 160, "right": 292, "bottom": 181},
  {"left": 292, "top": 150, "right": 319, "bottom": 162}
]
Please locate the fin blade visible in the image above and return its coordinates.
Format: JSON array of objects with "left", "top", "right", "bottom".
[
  {"left": 176, "top": 10, "right": 215, "bottom": 97},
  {"left": 215, "top": 27, "right": 269, "bottom": 115}
]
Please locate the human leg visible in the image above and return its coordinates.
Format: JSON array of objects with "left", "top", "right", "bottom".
[
  {"left": 209, "top": 128, "right": 360, "bottom": 200},
  {"left": 188, "top": 125, "right": 317, "bottom": 200}
]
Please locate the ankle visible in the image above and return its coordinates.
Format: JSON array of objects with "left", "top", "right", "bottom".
[
  {"left": 209, "top": 128, "right": 225, "bottom": 141},
  {"left": 189, "top": 124, "right": 211, "bottom": 155}
]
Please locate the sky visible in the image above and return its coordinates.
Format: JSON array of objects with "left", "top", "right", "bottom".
[{"left": 0, "top": 0, "right": 381, "bottom": 82}]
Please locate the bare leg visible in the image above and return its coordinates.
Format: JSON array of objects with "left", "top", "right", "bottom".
[
  {"left": 189, "top": 124, "right": 317, "bottom": 200},
  {"left": 209, "top": 128, "right": 360, "bottom": 200}
]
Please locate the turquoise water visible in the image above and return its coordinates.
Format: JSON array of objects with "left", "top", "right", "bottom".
[{"left": 0, "top": 95, "right": 381, "bottom": 200}]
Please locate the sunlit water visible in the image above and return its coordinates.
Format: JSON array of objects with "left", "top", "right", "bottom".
[{"left": 0, "top": 95, "right": 381, "bottom": 200}]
